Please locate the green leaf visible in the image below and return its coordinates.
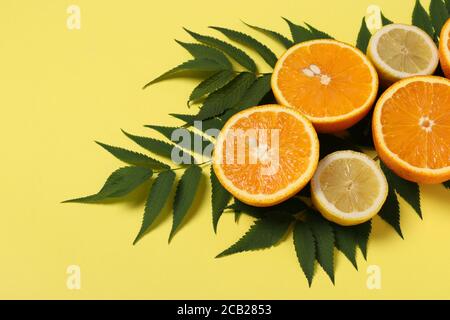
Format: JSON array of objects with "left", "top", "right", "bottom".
[
  {"left": 378, "top": 186, "right": 403, "bottom": 238},
  {"left": 318, "top": 134, "right": 362, "bottom": 159},
  {"left": 308, "top": 213, "right": 335, "bottom": 284},
  {"left": 430, "top": 0, "right": 449, "bottom": 38},
  {"left": 381, "top": 162, "right": 422, "bottom": 219},
  {"left": 189, "top": 70, "right": 236, "bottom": 102},
  {"left": 145, "top": 125, "right": 212, "bottom": 156},
  {"left": 305, "top": 23, "right": 333, "bottom": 39},
  {"left": 381, "top": 12, "right": 394, "bottom": 25},
  {"left": 412, "top": 0, "right": 435, "bottom": 38},
  {"left": 210, "top": 166, "right": 232, "bottom": 232},
  {"left": 228, "top": 197, "right": 308, "bottom": 219},
  {"left": 220, "top": 74, "right": 272, "bottom": 122},
  {"left": 143, "top": 59, "right": 226, "bottom": 89},
  {"left": 446, "top": 0, "right": 450, "bottom": 13},
  {"left": 133, "top": 170, "right": 176, "bottom": 245},
  {"left": 122, "top": 130, "right": 194, "bottom": 164},
  {"left": 243, "top": 22, "right": 293, "bottom": 49},
  {"left": 95, "top": 141, "right": 169, "bottom": 169},
  {"left": 354, "top": 220, "right": 372, "bottom": 259},
  {"left": 175, "top": 41, "right": 232, "bottom": 69},
  {"left": 444, "top": 181, "right": 450, "bottom": 188},
  {"left": 185, "top": 28, "right": 257, "bottom": 72},
  {"left": 216, "top": 215, "right": 292, "bottom": 258},
  {"left": 283, "top": 18, "right": 315, "bottom": 43},
  {"left": 63, "top": 166, "right": 153, "bottom": 203},
  {"left": 293, "top": 221, "right": 316, "bottom": 286},
  {"left": 170, "top": 113, "right": 197, "bottom": 123},
  {"left": 210, "top": 26, "right": 278, "bottom": 67},
  {"left": 356, "top": 17, "right": 371, "bottom": 53},
  {"left": 195, "top": 72, "right": 256, "bottom": 121},
  {"left": 169, "top": 165, "right": 202, "bottom": 241},
  {"left": 333, "top": 225, "right": 358, "bottom": 270}
]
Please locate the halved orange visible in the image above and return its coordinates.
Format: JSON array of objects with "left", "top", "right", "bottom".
[
  {"left": 373, "top": 76, "right": 450, "bottom": 184},
  {"left": 213, "top": 105, "right": 319, "bottom": 207},
  {"left": 272, "top": 39, "right": 379, "bottom": 133},
  {"left": 439, "top": 18, "right": 450, "bottom": 79}
]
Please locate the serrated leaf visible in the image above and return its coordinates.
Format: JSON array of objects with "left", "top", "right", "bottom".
[
  {"left": 318, "top": 134, "right": 362, "bottom": 159},
  {"left": 63, "top": 166, "right": 153, "bottom": 203},
  {"left": 381, "top": 162, "right": 422, "bottom": 219},
  {"left": 446, "top": 0, "right": 450, "bottom": 13},
  {"left": 169, "top": 165, "right": 202, "bottom": 241},
  {"left": 122, "top": 130, "right": 195, "bottom": 164},
  {"left": 170, "top": 113, "right": 197, "bottom": 123},
  {"left": 216, "top": 214, "right": 292, "bottom": 258},
  {"left": 305, "top": 23, "right": 333, "bottom": 39},
  {"left": 220, "top": 74, "right": 272, "bottom": 122},
  {"left": 381, "top": 12, "right": 394, "bottom": 25},
  {"left": 194, "top": 72, "right": 256, "bottom": 121},
  {"left": 308, "top": 213, "right": 335, "bottom": 284},
  {"left": 210, "top": 167, "right": 232, "bottom": 232},
  {"left": 412, "top": 0, "right": 435, "bottom": 38},
  {"left": 283, "top": 18, "right": 314, "bottom": 43},
  {"left": 293, "top": 221, "right": 316, "bottom": 286},
  {"left": 185, "top": 28, "right": 257, "bottom": 72},
  {"left": 430, "top": 0, "right": 449, "bottom": 38},
  {"left": 378, "top": 186, "right": 403, "bottom": 238},
  {"left": 145, "top": 125, "right": 212, "bottom": 156},
  {"left": 133, "top": 170, "right": 176, "bottom": 245},
  {"left": 210, "top": 26, "right": 278, "bottom": 67},
  {"left": 228, "top": 197, "right": 308, "bottom": 219},
  {"left": 356, "top": 17, "right": 371, "bottom": 53},
  {"left": 333, "top": 225, "right": 358, "bottom": 270},
  {"left": 175, "top": 41, "right": 232, "bottom": 69},
  {"left": 243, "top": 22, "right": 293, "bottom": 49},
  {"left": 444, "top": 181, "right": 450, "bottom": 188},
  {"left": 95, "top": 141, "right": 169, "bottom": 169},
  {"left": 143, "top": 59, "right": 226, "bottom": 89},
  {"left": 189, "top": 70, "right": 236, "bottom": 102},
  {"left": 353, "top": 220, "right": 372, "bottom": 259}
]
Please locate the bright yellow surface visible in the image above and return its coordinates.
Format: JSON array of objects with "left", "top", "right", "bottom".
[{"left": 1, "top": 0, "right": 449, "bottom": 299}]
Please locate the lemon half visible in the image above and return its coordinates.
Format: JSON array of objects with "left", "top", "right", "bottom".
[
  {"left": 367, "top": 24, "right": 439, "bottom": 85},
  {"left": 311, "top": 151, "right": 388, "bottom": 226}
]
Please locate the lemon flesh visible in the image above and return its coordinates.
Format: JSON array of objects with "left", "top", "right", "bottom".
[
  {"left": 368, "top": 24, "right": 439, "bottom": 85},
  {"left": 311, "top": 151, "right": 388, "bottom": 226}
]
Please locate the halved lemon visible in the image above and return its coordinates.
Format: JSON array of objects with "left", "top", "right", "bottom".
[
  {"left": 368, "top": 24, "right": 439, "bottom": 85},
  {"left": 213, "top": 105, "right": 319, "bottom": 207},
  {"left": 311, "top": 151, "right": 388, "bottom": 226}
]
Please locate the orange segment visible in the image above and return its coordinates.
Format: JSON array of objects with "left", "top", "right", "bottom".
[
  {"left": 272, "top": 39, "right": 378, "bottom": 133},
  {"left": 439, "top": 18, "right": 450, "bottom": 79},
  {"left": 373, "top": 76, "right": 450, "bottom": 184},
  {"left": 213, "top": 105, "right": 319, "bottom": 207}
]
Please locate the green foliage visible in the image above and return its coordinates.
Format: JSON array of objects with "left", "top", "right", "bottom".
[
  {"left": 216, "top": 214, "right": 292, "bottom": 258},
  {"left": 175, "top": 41, "right": 232, "bottom": 69},
  {"left": 169, "top": 165, "right": 203, "bottom": 242},
  {"left": 189, "top": 70, "right": 236, "bottom": 102},
  {"left": 333, "top": 225, "right": 358, "bottom": 269},
  {"left": 353, "top": 221, "right": 372, "bottom": 260},
  {"left": 305, "top": 23, "right": 333, "bottom": 39},
  {"left": 412, "top": 0, "right": 435, "bottom": 38},
  {"left": 243, "top": 22, "right": 293, "bottom": 49},
  {"left": 210, "top": 26, "right": 278, "bottom": 67},
  {"left": 184, "top": 28, "right": 257, "bottom": 72},
  {"left": 283, "top": 18, "right": 315, "bottom": 43},
  {"left": 210, "top": 167, "right": 232, "bottom": 233},
  {"left": 378, "top": 186, "right": 403, "bottom": 238},
  {"left": 381, "top": 12, "right": 394, "bottom": 25},
  {"left": 293, "top": 221, "right": 316, "bottom": 286},
  {"left": 133, "top": 170, "right": 176, "bottom": 244},
  {"left": 429, "top": 0, "right": 449, "bottom": 38},
  {"left": 64, "top": 166, "right": 153, "bottom": 203},
  {"left": 356, "top": 17, "right": 371, "bottom": 52},
  {"left": 228, "top": 197, "right": 307, "bottom": 219}
]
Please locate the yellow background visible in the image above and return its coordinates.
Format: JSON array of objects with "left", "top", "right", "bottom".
[{"left": 1, "top": 0, "right": 449, "bottom": 299}]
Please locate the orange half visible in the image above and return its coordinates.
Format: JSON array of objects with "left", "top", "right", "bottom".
[
  {"left": 373, "top": 76, "right": 450, "bottom": 184},
  {"left": 439, "top": 18, "right": 450, "bottom": 79},
  {"left": 213, "top": 105, "right": 319, "bottom": 207},
  {"left": 272, "top": 39, "right": 379, "bottom": 133}
]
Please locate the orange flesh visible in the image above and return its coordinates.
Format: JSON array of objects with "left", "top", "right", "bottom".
[
  {"left": 220, "top": 111, "right": 312, "bottom": 195},
  {"left": 380, "top": 81, "right": 450, "bottom": 169},
  {"left": 277, "top": 43, "right": 374, "bottom": 118}
]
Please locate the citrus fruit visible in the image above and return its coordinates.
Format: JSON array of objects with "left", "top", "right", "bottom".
[
  {"left": 212, "top": 105, "right": 319, "bottom": 207},
  {"left": 272, "top": 39, "right": 378, "bottom": 133},
  {"left": 367, "top": 24, "right": 439, "bottom": 85},
  {"left": 439, "top": 18, "right": 450, "bottom": 79},
  {"left": 373, "top": 76, "right": 450, "bottom": 184},
  {"left": 311, "top": 151, "right": 388, "bottom": 226}
]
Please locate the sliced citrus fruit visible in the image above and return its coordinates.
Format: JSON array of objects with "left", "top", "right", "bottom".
[
  {"left": 373, "top": 76, "right": 450, "bottom": 184},
  {"left": 272, "top": 39, "right": 378, "bottom": 133},
  {"left": 368, "top": 24, "right": 439, "bottom": 85},
  {"left": 213, "top": 105, "right": 319, "bottom": 207},
  {"left": 311, "top": 151, "right": 388, "bottom": 226},
  {"left": 439, "top": 18, "right": 450, "bottom": 79}
]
